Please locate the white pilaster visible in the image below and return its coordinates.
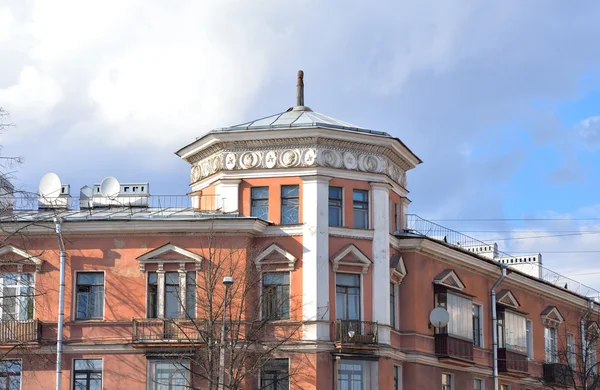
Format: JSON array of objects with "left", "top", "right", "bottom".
[
  {"left": 178, "top": 265, "right": 187, "bottom": 318},
  {"left": 371, "top": 182, "right": 391, "bottom": 344},
  {"left": 301, "top": 175, "right": 331, "bottom": 341},
  {"left": 213, "top": 179, "right": 241, "bottom": 213},
  {"left": 157, "top": 265, "right": 165, "bottom": 318}
]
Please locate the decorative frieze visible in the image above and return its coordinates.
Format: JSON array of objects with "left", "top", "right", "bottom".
[{"left": 190, "top": 145, "right": 407, "bottom": 188}]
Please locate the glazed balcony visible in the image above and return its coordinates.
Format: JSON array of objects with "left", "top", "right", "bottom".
[
  {"left": 498, "top": 348, "right": 529, "bottom": 376},
  {"left": 0, "top": 320, "right": 42, "bottom": 345},
  {"left": 334, "top": 320, "right": 378, "bottom": 345},
  {"left": 543, "top": 363, "right": 571, "bottom": 385},
  {"left": 434, "top": 333, "right": 474, "bottom": 365},
  {"left": 132, "top": 318, "right": 204, "bottom": 344}
]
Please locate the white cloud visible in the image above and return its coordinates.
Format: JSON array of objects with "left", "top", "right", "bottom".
[
  {"left": 0, "top": 7, "right": 14, "bottom": 42},
  {"left": 580, "top": 116, "right": 600, "bottom": 148}
]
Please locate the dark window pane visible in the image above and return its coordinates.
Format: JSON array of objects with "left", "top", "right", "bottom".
[
  {"left": 251, "top": 187, "right": 269, "bottom": 220},
  {"left": 281, "top": 185, "right": 299, "bottom": 225}
]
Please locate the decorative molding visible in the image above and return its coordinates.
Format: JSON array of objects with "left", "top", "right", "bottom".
[
  {"left": 329, "top": 227, "right": 374, "bottom": 240},
  {"left": 541, "top": 306, "right": 564, "bottom": 328},
  {"left": 254, "top": 243, "right": 297, "bottom": 271},
  {"left": 390, "top": 254, "right": 407, "bottom": 283},
  {"left": 496, "top": 290, "right": 520, "bottom": 309},
  {"left": 433, "top": 269, "right": 466, "bottom": 291},
  {"left": 331, "top": 244, "right": 371, "bottom": 274},
  {"left": 0, "top": 245, "right": 43, "bottom": 272},
  {"left": 137, "top": 243, "right": 203, "bottom": 272}
]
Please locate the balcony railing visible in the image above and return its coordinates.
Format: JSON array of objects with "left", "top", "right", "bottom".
[
  {"left": 543, "top": 363, "right": 571, "bottom": 384},
  {"left": 434, "top": 333, "right": 474, "bottom": 363},
  {"left": 498, "top": 348, "right": 529, "bottom": 375},
  {"left": 335, "top": 320, "right": 378, "bottom": 345},
  {"left": 0, "top": 320, "right": 41, "bottom": 344},
  {"left": 132, "top": 319, "right": 205, "bottom": 343}
]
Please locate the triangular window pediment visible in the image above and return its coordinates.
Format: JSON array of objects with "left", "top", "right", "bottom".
[
  {"left": 587, "top": 322, "right": 600, "bottom": 339},
  {"left": 389, "top": 253, "right": 407, "bottom": 283},
  {"left": 331, "top": 244, "right": 370, "bottom": 274},
  {"left": 433, "top": 269, "right": 465, "bottom": 291},
  {"left": 0, "top": 245, "right": 43, "bottom": 272},
  {"left": 497, "top": 290, "right": 520, "bottom": 309},
  {"left": 541, "top": 306, "right": 564, "bottom": 327},
  {"left": 137, "top": 243, "right": 203, "bottom": 271},
  {"left": 254, "top": 244, "right": 296, "bottom": 271}
]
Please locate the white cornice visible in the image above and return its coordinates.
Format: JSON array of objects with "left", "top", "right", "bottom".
[
  {"left": 262, "top": 225, "right": 304, "bottom": 236},
  {"left": 329, "top": 227, "right": 374, "bottom": 240}
]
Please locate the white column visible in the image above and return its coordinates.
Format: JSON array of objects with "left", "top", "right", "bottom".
[
  {"left": 214, "top": 179, "right": 241, "bottom": 213},
  {"left": 371, "top": 182, "right": 391, "bottom": 344},
  {"left": 157, "top": 265, "right": 165, "bottom": 318},
  {"left": 400, "top": 197, "right": 410, "bottom": 230},
  {"left": 178, "top": 265, "right": 187, "bottom": 318},
  {"left": 301, "top": 175, "right": 331, "bottom": 341}
]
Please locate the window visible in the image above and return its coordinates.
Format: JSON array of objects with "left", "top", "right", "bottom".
[
  {"left": 73, "top": 359, "right": 102, "bottom": 390},
  {"left": 500, "top": 385, "right": 510, "bottom": 390},
  {"left": 281, "top": 185, "right": 299, "bottom": 225},
  {"left": 526, "top": 320, "right": 533, "bottom": 360},
  {"left": 0, "top": 360, "right": 20, "bottom": 389},
  {"left": 251, "top": 187, "right": 269, "bottom": 220},
  {"left": 567, "top": 333, "right": 575, "bottom": 368},
  {"left": 587, "top": 339, "right": 597, "bottom": 373},
  {"left": 498, "top": 311, "right": 526, "bottom": 353},
  {"left": 545, "top": 327, "right": 557, "bottom": 363},
  {"left": 260, "top": 359, "right": 289, "bottom": 390},
  {"left": 473, "top": 304, "right": 483, "bottom": 347},
  {"left": 262, "top": 273, "right": 290, "bottom": 320},
  {"left": 390, "top": 283, "right": 397, "bottom": 329},
  {"left": 394, "top": 203, "right": 401, "bottom": 232},
  {"left": 0, "top": 273, "right": 33, "bottom": 321},
  {"left": 441, "top": 373, "right": 452, "bottom": 390},
  {"left": 393, "top": 366, "right": 401, "bottom": 390},
  {"left": 147, "top": 360, "right": 190, "bottom": 390},
  {"left": 75, "top": 272, "right": 104, "bottom": 320},
  {"left": 336, "top": 274, "right": 360, "bottom": 321},
  {"left": 328, "top": 187, "right": 343, "bottom": 227},
  {"left": 352, "top": 190, "right": 369, "bottom": 229},
  {"left": 148, "top": 271, "right": 196, "bottom": 319},
  {"left": 337, "top": 360, "right": 378, "bottom": 390},
  {"left": 474, "top": 379, "right": 483, "bottom": 390},
  {"left": 436, "top": 292, "right": 472, "bottom": 340}
]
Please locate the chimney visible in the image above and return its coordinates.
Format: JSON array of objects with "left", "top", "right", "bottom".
[{"left": 296, "top": 70, "right": 304, "bottom": 107}]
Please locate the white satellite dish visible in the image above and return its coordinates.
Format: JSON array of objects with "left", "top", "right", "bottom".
[
  {"left": 99, "top": 177, "right": 120, "bottom": 198},
  {"left": 429, "top": 306, "right": 450, "bottom": 328},
  {"left": 39, "top": 173, "right": 62, "bottom": 198}
]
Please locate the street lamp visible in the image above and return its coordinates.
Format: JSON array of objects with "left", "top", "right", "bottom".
[{"left": 218, "top": 276, "right": 234, "bottom": 390}]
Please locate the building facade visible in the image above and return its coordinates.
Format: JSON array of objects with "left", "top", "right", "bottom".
[{"left": 0, "top": 72, "right": 598, "bottom": 389}]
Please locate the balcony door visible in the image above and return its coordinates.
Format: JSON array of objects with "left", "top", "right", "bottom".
[{"left": 336, "top": 274, "right": 360, "bottom": 321}]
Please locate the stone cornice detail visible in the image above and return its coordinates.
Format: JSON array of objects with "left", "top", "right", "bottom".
[{"left": 190, "top": 142, "right": 408, "bottom": 189}]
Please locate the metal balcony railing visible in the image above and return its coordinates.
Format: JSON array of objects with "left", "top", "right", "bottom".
[
  {"left": 132, "top": 318, "right": 204, "bottom": 343},
  {"left": 335, "top": 320, "right": 378, "bottom": 345},
  {"left": 0, "top": 320, "right": 42, "bottom": 344}
]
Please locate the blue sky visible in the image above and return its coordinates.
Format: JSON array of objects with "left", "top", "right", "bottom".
[{"left": 2, "top": 1, "right": 600, "bottom": 289}]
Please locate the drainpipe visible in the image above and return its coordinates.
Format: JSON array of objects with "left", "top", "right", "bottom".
[
  {"left": 54, "top": 218, "right": 66, "bottom": 390},
  {"left": 492, "top": 264, "right": 507, "bottom": 390},
  {"left": 581, "top": 297, "right": 595, "bottom": 376}
]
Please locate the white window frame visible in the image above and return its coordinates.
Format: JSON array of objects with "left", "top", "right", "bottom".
[
  {"left": 145, "top": 270, "right": 197, "bottom": 319},
  {"left": 335, "top": 272, "right": 364, "bottom": 322},
  {"left": 72, "top": 270, "right": 106, "bottom": 321},
  {"left": 545, "top": 326, "right": 558, "bottom": 363},
  {"left": 473, "top": 303, "right": 484, "bottom": 348},
  {"left": 146, "top": 359, "right": 191, "bottom": 390},
  {"left": 526, "top": 320, "right": 533, "bottom": 360},
  {"left": 474, "top": 378, "right": 484, "bottom": 390},
  {"left": 72, "top": 357, "right": 103, "bottom": 390},
  {"left": 260, "top": 271, "right": 291, "bottom": 321},
  {"left": 352, "top": 189, "right": 370, "bottom": 229},
  {"left": 0, "top": 273, "right": 34, "bottom": 322},
  {"left": 500, "top": 385, "right": 510, "bottom": 390},
  {"left": 441, "top": 373, "right": 452, "bottom": 390},
  {"left": 393, "top": 365, "right": 402, "bottom": 390}
]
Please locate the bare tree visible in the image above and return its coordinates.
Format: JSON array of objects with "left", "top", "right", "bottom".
[
  {"left": 536, "top": 317, "right": 600, "bottom": 389},
  {"left": 142, "top": 231, "right": 304, "bottom": 390}
]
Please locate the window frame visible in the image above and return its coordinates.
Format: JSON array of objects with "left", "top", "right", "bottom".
[
  {"left": 146, "top": 271, "right": 196, "bottom": 319},
  {"left": 473, "top": 303, "right": 483, "bottom": 348},
  {"left": 74, "top": 271, "right": 105, "bottom": 321},
  {"left": 259, "top": 358, "right": 290, "bottom": 390},
  {"left": 251, "top": 186, "right": 269, "bottom": 220},
  {"left": 567, "top": 332, "right": 576, "bottom": 369},
  {"left": 435, "top": 290, "right": 473, "bottom": 341},
  {"left": 352, "top": 189, "right": 369, "bottom": 229},
  {"left": 0, "top": 273, "right": 34, "bottom": 322},
  {"left": 72, "top": 358, "right": 103, "bottom": 390},
  {"left": 441, "top": 373, "right": 452, "bottom": 390},
  {"left": 497, "top": 308, "right": 527, "bottom": 354},
  {"left": 474, "top": 378, "right": 484, "bottom": 390},
  {"left": 280, "top": 185, "right": 300, "bottom": 225},
  {"left": 335, "top": 273, "right": 362, "bottom": 321},
  {"left": 393, "top": 365, "right": 401, "bottom": 390},
  {"left": 526, "top": 320, "right": 534, "bottom": 360},
  {"left": 261, "top": 272, "right": 291, "bottom": 321},
  {"left": 146, "top": 359, "right": 191, "bottom": 390},
  {"left": 337, "top": 359, "right": 378, "bottom": 390},
  {"left": 390, "top": 282, "right": 398, "bottom": 330},
  {"left": 0, "top": 359, "right": 21, "bottom": 390},
  {"left": 328, "top": 186, "right": 343, "bottom": 227},
  {"left": 545, "top": 326, "right": 558, "bottom": 363}
]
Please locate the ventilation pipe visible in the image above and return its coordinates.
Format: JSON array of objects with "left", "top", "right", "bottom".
[
  {"left": 54, "top": 218, "right": 66, "bottom": 390},
  {"left": 581, "top": 297, "right": 595, "bottom": 372},
  {"left": 492, "top": 263, "right": 507, "bottom": 390}
]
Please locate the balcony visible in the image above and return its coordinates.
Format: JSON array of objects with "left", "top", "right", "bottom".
[
  {"left": 434, "top": 333, "right": 474, "bottom": 365},
  {"left": 0, "top": 320, "right": 42, "bottom": 345},
  {"left": 132, "top": 319, "right": 204, "bottom": 345},
  {"left": 335, "top": 320, "right": 378, "bottom": 346},
  {"left": 543, "top": 363, "right": 571, "bottom": 385},
  {"left": 498, "top": 348, "right": 529, "bottom": 376}
]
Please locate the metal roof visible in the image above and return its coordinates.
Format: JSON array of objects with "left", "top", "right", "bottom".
[{"left": 210, "top": 106, "right": 391, "bottom": 137}]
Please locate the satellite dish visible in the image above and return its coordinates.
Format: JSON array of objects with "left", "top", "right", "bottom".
[
  {"left": 100, "top": 177, "right": 120, "bottom": 198},
  {"left": 39, "top": 173, "right": 62, "bottom": 198},
  {"left": 429, "top": 306, "right": 450, "bottom": 328}
]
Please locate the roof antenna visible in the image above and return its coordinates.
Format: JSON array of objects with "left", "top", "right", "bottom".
[{"left": 296, "top": 70, "right": 304, "bottom": 107}]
